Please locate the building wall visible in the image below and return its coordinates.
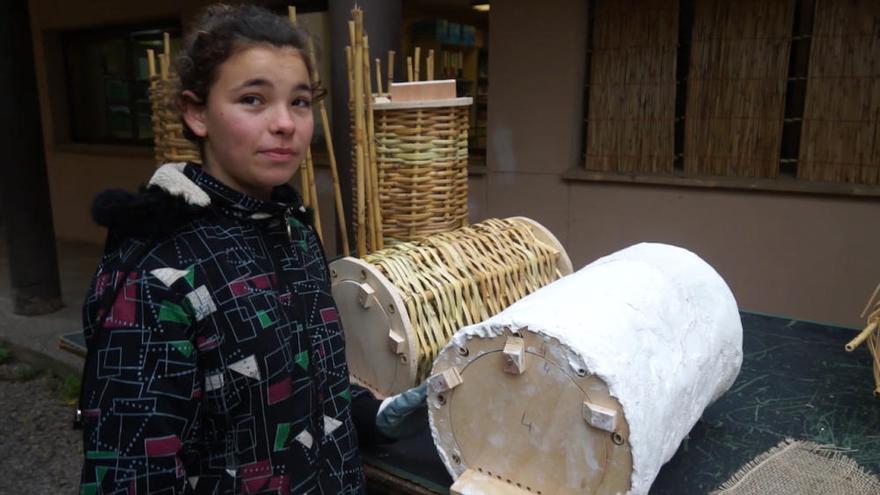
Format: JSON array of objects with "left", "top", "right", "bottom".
[
  {"left": 29, "top": 0, "right": 880, "bottom": 328},
  {"left": 28, "top": 0, "right": 338, "bottom": 249},
  {"left": 485, "top": 0, "right": 880, "bottom": 328}
]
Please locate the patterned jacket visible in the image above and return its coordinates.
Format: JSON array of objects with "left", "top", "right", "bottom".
[{"left": 79, "top": 163, "right": 376, "bottom": 494}]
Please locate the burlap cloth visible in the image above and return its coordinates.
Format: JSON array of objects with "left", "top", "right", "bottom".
[{"left": 712, "top": 438, "right": 880, "bottom": 495}]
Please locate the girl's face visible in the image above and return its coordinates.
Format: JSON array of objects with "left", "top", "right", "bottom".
[{"left": 183, "top": 44, "right": 314, "bottom": 200}]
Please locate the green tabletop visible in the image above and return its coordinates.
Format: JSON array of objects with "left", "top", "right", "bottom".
[{"left": 360, "top": 312, "right": 880, "bottom": 494}]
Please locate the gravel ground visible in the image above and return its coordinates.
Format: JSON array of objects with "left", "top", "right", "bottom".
[{"left": 0, "top": 364, "right": 81, "bottom": 494}]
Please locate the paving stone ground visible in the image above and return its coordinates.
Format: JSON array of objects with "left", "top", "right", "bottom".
[{"left": 0, "top": 363, "right": 81, "bottom": 494}]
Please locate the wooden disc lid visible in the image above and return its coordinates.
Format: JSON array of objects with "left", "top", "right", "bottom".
[
  {"left": 329, "top": 256, "right": 418, "bottom": 396},
  {"left": 429, "top": 327, "right": 633, "bottom": 495}
]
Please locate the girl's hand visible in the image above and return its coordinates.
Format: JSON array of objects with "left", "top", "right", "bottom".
[{"left": 375, "top": 383, "right": 428, "bottom": 439}]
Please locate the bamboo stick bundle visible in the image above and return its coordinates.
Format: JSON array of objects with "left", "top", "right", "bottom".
[
  {"left": 345, "top": 7, "right": 389, "bottom": 255},
  {"left": 146, "top": 49, "right": 157, "bottom": 86},
  {"left": 288, "top": 7, "right": 314, "bottom": 213},
  {"left": 414, "top": 46, "right": 421, "bottom": 81},
  {"left": 319, "top": 102, "right": 349, "bottom": 255},
  {"left": 356, "top": 35, "right": 374, "bottom": 251},
  {"left": 846, "top": 282, "right": 880, "bottom": 395},
  {"left": 345, "top": 40, "right": 357, "bottom": 250},
  {"left": 345, "top": 9, "right": 470, "bottom": 251},
  {"left": 387, "top": 50, "right": 395, "bottom": 91},
  {"left": 353, "top": 12, "right": 373, "bottom": 253},
  {"left": 363, "top": 35, "right": 383, "bottom": 251},
  {"left": 427, "top": 49, "right": 435, "bottom": 81},
  {"left": 346, "top": 47, "right": 354, "bottom": 98},
  {"left": 288, "top": 10, "right": 312, "bottom": 212},
  {"left": 158, "top": 54, "right": 169, "bottom": 84},
  {"left": 161, "top": 34, "right": 175, "bottom": 165},
  {"left": 292, "top": 6, "right": 348, "bottom": 252},
  {"left": 359, "top": 43, "right": 375, "bottom": 253},
  {"left": 375, "top": 58, "right": 383, "bottom": 96},
  {"left": 146, "top": 49, "right": 162, "bottom": 164},
  {"left": 299, "top": 161, "right": 312, "bottom": 207},
  {"left": 157, "top": 53, "right": 176, "bottom": 160},
  {"left": 304, "top": 149, "right": 322, "bottom": 241},
  {"left": 305, "top": 111, "right": 342, "bottom": 255},
  {"left": 350, "top": 11, "right": 368, "bottom": 256}
]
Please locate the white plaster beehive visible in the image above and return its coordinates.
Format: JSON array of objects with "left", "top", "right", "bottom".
[{"left": 429, "top": 243, "right": 744, "bottom": 495}]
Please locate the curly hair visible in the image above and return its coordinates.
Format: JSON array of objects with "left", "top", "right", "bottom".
[{"left": 175, "top": 4, "right": 326, "bottom": 144}]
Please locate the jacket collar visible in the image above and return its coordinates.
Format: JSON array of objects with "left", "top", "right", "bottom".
[{"left": 147, "top": 162, "right": 307, "bottom": 220}]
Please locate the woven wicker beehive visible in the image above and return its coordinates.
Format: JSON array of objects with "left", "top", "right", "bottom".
[
  {"left": 147, "top": 48, "right": 201, "bottom": 165},
  {"left": 329, "top": 217, "right": 572, "bottom": 397},
  {"left": 368, "top": 97, "right": 472, "bottom": 242},
  {"left": 430, "top": 243, "right": 743, "bottom": 495}
]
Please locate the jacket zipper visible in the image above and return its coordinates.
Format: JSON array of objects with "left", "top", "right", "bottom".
[{"left": 276, "top": 207, "right": 328, "bottom": 488}]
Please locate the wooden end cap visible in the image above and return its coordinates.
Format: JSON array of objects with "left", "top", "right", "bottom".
[{"left": 451, "top": 468, "right": 535, "bottom": 495}]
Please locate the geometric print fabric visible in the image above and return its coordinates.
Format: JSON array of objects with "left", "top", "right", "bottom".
[{"left": 80, "top": 164, "right": 365, "bottom": 494}]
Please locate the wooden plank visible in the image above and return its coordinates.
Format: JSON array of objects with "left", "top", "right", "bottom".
[
  {"left": 373, "top": 97, "right": 472, "bottom": 111},
  {"left": 390, "top": 80, "right": 457, "bottom": 102},
  {"left": 450, "top": 469, "right": 534, "bottom": 495}
]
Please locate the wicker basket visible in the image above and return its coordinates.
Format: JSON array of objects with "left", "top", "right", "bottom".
[
  {"left": 148, "top": 66, "right": 201, "bottom": 165},
  {"left": 368, "top": 97, "right": 472, "bottom": 242},
  {"left": 329, "top": 217, "right": 572, "bottom": 396}
]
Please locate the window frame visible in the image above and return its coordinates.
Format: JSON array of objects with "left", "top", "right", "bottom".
[{"left": 60, "top": 19, "right": 182, "bottom": 148}]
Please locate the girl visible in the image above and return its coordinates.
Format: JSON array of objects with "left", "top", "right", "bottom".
[{"left": 78, "top": 5, "right": 422, "bottom": 494}]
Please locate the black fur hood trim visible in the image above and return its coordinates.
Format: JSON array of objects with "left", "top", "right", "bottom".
[{"left": 91, "top": 186, "right": 209, "bottom": 241}]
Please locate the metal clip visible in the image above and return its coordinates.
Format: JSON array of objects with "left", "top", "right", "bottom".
[{"left": 284, "top": 207, "right": 295, "bottom": 241}]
